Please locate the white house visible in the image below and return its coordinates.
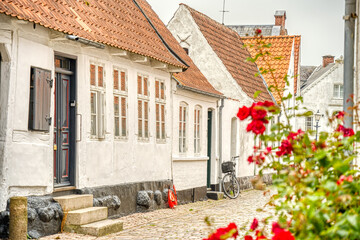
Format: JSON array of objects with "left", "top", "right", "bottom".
[
  {"left": 297, "top": 56, "right": 344, "bottom": 133},
  {"left": 0, "top": 0, "right": 205, "bottom": 219},
  {"left": 167, "top": 4, "right": 274, "bottom": 190}
]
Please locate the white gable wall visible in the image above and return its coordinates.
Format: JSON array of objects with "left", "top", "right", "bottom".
[{"left": 297, "top": 63, "right": 343, "bottom": 134}]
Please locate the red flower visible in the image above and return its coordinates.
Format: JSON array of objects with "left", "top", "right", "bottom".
[
  {"left": 336, "top": 124, "right": 345, "bottom": 132},
  {"left": 245, "top": 236, "right": 254, "bottom": 240},
  {"left": 251, "top": 105, "right": 267, "bottom": 120},
  {"left": 271, "top": 222, "right": 282, "bottom": 234},
  {"left": 247, "top": 120, "right": 266, "bottom": 135},
  {"left": 237, "top": 106, "right": 250, "bottom": 120},
  {"left": 336, "top": 111, "right": 345, "bottom": 119},
  {"left": 204, "top": 223, "right": 238, "bottom": 240},
  {"left": 276, "top": 139, "right": 293, "bottom": 157},
  {"left": 250, "top": 218, "right": 259, "bottom": 231},
  {"left": 337, "top": 175, "right": 353, "bottom": 185},
  {"left": 255, "top": 28, "right": 262, "bottom": 35},
  {"left": 344, "top": 128, "right": 354, "bottom": 137},
  {"left": 347, "top": 175, "right": 353, "bottom": 182},
  {"left": 265, "top": 147, "right": 272, "bottom": 155},
  {"left": 272, "top": 229, "right": 295, "bottom": 240},
  {"left": 263, "top": 101, "right": 274, "bottom": 107}
]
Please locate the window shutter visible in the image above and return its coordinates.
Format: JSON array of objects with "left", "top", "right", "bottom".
[{"left": 29, "top": 67, "right": 52, "bottom": 131}]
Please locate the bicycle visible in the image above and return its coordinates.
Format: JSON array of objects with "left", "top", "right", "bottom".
[{"left": 221, "top": 156, "right": 240, "bottom": 199}]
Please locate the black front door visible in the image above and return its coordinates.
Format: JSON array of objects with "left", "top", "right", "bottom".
[
  {"left": 54, "top": 56, "right": 76, "bottom": 187},
  {"left": 207, "top": 110, "right": 213, "bottom": 188}
]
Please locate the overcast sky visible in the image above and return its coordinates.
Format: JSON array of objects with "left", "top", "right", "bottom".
[{"left": 147, "top": 0, "right": 345, "bottom": 66}]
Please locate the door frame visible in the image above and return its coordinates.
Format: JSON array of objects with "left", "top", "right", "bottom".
[{"left": 54, "top": 54, "right": 77, "bottom": 188}]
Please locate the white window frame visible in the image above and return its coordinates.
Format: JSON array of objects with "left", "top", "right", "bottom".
[
  {"left": 155, "top": 79, "right": 166, "bottom": 142},
  {"left": 179, "top": 102, "right": 188, "bottom": 154},
  {"left": 194, "top": 105, "right": 201, "bottom": 154},
  {"left": 305, "top": 116, "right": 313, "bottom": 131},
  {"left": 333, "top": 84, "right": 344, "bottom": 99},
  {"left": 90, "top": 63, "right": 106, "bottom": 139},
  {"left": 137, "top": 74, "right": 150, "bottom": 140},
  {"left": 113, "top": 67, "right": 128, "bottom": 139}
]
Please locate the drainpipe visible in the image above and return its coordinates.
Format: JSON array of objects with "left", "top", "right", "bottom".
[
  {"left": 343, "top": 0, "right": 356, "bottom": 128},
  {"left": 218, "top": 98, "right": 224, "bottom": 192}
]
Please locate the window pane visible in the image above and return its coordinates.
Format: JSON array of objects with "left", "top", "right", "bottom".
[
  {"left": 121, "top": 97, "right": 126, "bottom": 117},
  {"left": 98, "top": 66, "right": 103, "bottom": 87},
  {"left": 121, "top": 118, "right": 126, "bottom": 137},
  {"left": 161, "top": 123, "right": 165, "bottom": 139},
  {"left": 121, "top": 71, "right": 126, "bottom": 91},
  {"left": 156, "top": 104, "right": 160, "bottom": 121},
  {"left": 90, "top": 64, "right": 96, "bottom": 86},
  {"left": 144, "top": 77, "right": 148, "bottom": 96},
  {"left": 161, "top": 105, "right": 165, "bottom": 122},
  {"left": 137, "top": 76, "right": 142, "bottom": 95},
  {"left": 138, "top": 119, "right": 142, "bottom": 136},
  {"left": 156, "top": 122, "right": 160, "bottom": 139},
  {"left": 179, "top": 107, "right": 182, "bottom": 121},
  {"left": 138, "top": 100, "right": 142, "bottom": 118},
  {"left": 340, "top": 85, "right": 344, "bottom": 98},
  {"left": 145, "top": 120, "right": 149, "bottom": 138},
  {"left": 91, "top": 92, "right": 96, "bottom": 114},
  {"left": 155, "top": 80, "right": 159, "bottom": 99},
  {"left": 144, "top": 101, "right": 148, "bottom": 120},
  {"left": 114, "top": 70, "right": 119, "bottom": 90},
  {"left": 114, "top": 117, "right": 120, "bottom": 136},
  {"left": 160, "top": 82, "right": 165, "bottom": 100},
  {"left": 114, "top": 96, "right": 119, "bottom": 115}
]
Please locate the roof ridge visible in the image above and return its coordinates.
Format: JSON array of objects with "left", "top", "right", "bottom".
[
  {"left": 241, "top": 35, "right": 299, "bottom": 39},
  {"left": 180, "top": 3, "right": 242, "bottom": 39}
]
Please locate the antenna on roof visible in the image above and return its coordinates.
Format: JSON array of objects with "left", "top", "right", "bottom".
[{"left": 220, "top": 0, "right": 229, "bottom": 25}]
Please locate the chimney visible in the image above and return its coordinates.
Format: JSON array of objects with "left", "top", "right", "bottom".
[
  {"left": 274, "top": 10, "right": 286, "bottom": 28},
  {"left": 322, "top": 55, "right": 335, "bottom": 68}
]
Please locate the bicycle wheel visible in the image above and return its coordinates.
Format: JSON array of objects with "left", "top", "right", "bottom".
[{"left": 222, "top": 173, "right": 240, "bottom": 199}]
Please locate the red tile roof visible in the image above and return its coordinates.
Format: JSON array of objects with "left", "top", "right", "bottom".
[
  {"left": 0, "top": 0, "right": 187, "bottom": 68},
  {"left": 135, "top": 1, "right": 222, "bottom": 96},
  {"left": 242, "top": 35, "right": 301, "bottom": 103},
  {"left": 182, "top": 4, "right": 273, "bottom": 102}
]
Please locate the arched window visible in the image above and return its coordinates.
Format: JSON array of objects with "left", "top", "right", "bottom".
[
  {"left": 194, "top": 105, "right": 202, "bottom": 154},
  {"left": 179, "top": 102, "right": 188, "bottom": 153}
]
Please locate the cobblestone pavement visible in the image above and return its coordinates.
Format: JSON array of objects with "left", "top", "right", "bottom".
[{"left": 41, "top": 189, "right": 275, "bottom": 240}]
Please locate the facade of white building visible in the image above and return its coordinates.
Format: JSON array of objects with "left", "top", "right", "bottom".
[
  {"left": 167, "top": 4, "right": 274, "bottom": 189},
  {"left": 297, "top": 56, "right": 344, "bottom": 133}
]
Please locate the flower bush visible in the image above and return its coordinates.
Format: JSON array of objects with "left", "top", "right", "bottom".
[{"left": 203, "top": 29, "right": 360, "bottom": 240}]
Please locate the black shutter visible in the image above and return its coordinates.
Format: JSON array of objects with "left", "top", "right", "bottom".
[{"left": 29, "top": 67, "right": 52, "bottom": 131}]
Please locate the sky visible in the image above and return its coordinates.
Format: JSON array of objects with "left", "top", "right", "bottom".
[{"left": 147, "top": 0, "right": 345, "bottom": 66}]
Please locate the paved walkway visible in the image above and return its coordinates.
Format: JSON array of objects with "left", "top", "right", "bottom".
[{"left": 41, "top": 189, "right": 274, "bottom": 240}]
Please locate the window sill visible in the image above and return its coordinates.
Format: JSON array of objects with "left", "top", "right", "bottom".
[
  {"left": 172, "top": 156, "right": 209, "bottom": 162},
  {"left": 114, "top": 137, "right": 128, "bottom": 141},
  {"left": 156, "top": 139, "right": 166, "bottom": 144},
  {"left": 137, "top": 137, "right": 150, "bottom": 143}
]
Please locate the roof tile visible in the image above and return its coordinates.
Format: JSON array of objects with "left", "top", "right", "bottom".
[
  {"left": 0, "top": 0, "right": 187, "bottom": 68},
  {"left": 182, "top": 4, "right": 273, "bottom": 102},
  {"left": 242, "top": 35, "right": 301, "bottom": 103}
]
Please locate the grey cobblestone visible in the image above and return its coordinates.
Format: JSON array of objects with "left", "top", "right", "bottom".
[{"left": 40, "top": 189, "right": 274, "bottom": 240}]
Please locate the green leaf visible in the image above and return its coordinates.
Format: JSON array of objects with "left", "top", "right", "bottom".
[
  {"left": 254, "top": 90, "right": 262, "bottom": 99},
  {"left": 347, "top": 215, "right": 359, "bottom": 230}
]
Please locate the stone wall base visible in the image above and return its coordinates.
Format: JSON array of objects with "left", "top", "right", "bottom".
[{"left": 176, "top": 186, "right": 207, "bottom": 205}]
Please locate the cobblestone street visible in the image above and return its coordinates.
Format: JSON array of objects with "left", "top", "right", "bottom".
[{"left": 41, "top": 189, "right": 274, "bottom": 240}]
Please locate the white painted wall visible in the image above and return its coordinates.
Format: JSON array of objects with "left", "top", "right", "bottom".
[
  {"left": 296, "top": 63, "right": 343, "bottom": 134},
  {"left": 171, "top": 88, "right": 218, "bottom": 190},
  {"left": 168, "top": 6, "right": 258, "bottom": 184},
  {"left": 0, "top": 15, "right": 175, "bottom": 210}
]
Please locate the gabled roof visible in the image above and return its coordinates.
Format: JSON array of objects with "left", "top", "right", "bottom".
[
  {"left": 301, "top": 63, "right": 338, "bottom": 90},
  {"left": 0, "top": 0, "right": 187, "bottom": 69},
  {"left": 300, "top": 66, "right": 317, "bottom": 88},
  {"left": 242, "top": 35, "right": 301, "bottom": 103},
  {"left": 136, "top": 1, "right": 222, "bottom": 97},
  {"left": 181, "top": 4, "right": 273, "bottom": 102}
]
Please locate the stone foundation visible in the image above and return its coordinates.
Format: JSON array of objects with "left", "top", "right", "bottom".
[{"left": 176, "top": 186, "right": 207, "bottom": 205}]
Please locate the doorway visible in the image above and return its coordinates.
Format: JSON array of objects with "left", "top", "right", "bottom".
[
  {"left": 207, "top": 110, "right": 213, "bottom": 188},
  {"left": 54, "top": 56, "right": 76, "bottom": 187}
]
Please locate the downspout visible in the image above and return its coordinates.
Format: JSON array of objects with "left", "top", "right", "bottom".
[
  {"left": 218, "top": 98, "right": 224, "bottom": 192},
  {"left": 343, "top": 0, "right": 356, "bottom": 128}
]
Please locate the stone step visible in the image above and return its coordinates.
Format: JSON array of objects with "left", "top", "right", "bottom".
[
  {"left": 65, "top": 207, "right": 108, "bottom": 226},
  {"left": 54, "top": 194, "right": 93, "bottom": 212},
  {"left": 207, "top": 191, "right": 224, "bottom": 200},
  {"left": 79, "top": 219, "right": 123, "bottom": 236}
]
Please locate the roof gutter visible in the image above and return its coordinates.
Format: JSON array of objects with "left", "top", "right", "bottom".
[
  {"left": 172, "top": 75, "right": 224, "bottom": 99},
  {"left": 133, "top": 0, "right": 189, "bottom": 69}
]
